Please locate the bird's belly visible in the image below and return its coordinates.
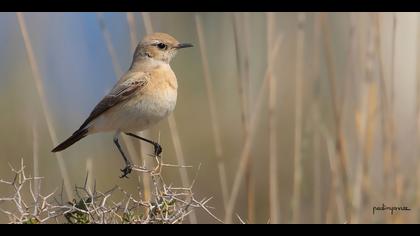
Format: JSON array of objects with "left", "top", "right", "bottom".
[{"left": 91, "top": 89, "right": 177, "bottom": 133}]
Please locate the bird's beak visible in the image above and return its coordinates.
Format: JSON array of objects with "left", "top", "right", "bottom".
[{"left": 175, "top": 43, "right": 194, "bottom": 49}]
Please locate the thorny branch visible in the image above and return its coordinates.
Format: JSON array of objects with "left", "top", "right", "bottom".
[{"left": 0, "top": 159, "right": 222, "bottom": 224}]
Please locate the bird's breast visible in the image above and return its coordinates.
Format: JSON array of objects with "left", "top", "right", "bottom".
[
  {"left": 92, "top": 66, "right": 178, "bottom": 133},
  {"left": 137, "top": 84, "right": 178, "bottom": 117},
  {"left": 123, "top": 77, "right": 177, "bottom": 129},
  {"left": 139, "top": 68, "right": 178, "bottom": 118}
]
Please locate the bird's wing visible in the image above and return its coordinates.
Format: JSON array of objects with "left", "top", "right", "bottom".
[{"left": 77, "top": 72, "right": 149, "bottom": 132}]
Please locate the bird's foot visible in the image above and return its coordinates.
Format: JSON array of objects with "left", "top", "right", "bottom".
[
  {"left": 146, "top": 143, "right": 162, "bottom": 158},
  {"left": 153, "top": 143, "right": 162, "bottom": 157},
  {"left": 120, "top": 164, "right": 133, "bottom": 178}
]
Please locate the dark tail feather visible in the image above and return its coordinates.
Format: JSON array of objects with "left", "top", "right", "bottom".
[{"left": 51, "top": 129, "right": 88, "bottom": 152}]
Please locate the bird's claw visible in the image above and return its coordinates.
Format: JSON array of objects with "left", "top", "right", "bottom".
[
  {"left": 146, "top": 143, "right": 163, "bottom": 158},
  {"left": 153, "top": 143, "right": 162, "bottom": 157},
  {"left": 120, "top": 164, "right": 133, "bottom": 178}
]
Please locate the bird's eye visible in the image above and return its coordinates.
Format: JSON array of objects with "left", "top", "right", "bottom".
[{"left": 157, "top": 43, "right": 167, "bottom": 50}]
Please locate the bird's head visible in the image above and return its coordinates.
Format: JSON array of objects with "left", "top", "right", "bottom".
[{"left": 132, "top": 32, "right": 193, "bottom": 66}]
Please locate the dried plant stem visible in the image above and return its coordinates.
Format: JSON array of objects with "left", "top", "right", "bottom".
[
  {"left": 195, "top": 14, "right": 229, "bottom": 212},
  {"left": 167, "top": 115, "right": 197, "bottom": 223},
  {"left": 324, "top": 131, "right": 346, "bottom": 223},
  {"left": 266, "top": 12, "right": 280, "bottom": 224},
  {"left": 325, "top": 184, "right": 335, "bottom": 224},
  {"left": 417, "top": 159, "right": 420, "bottom": 223},
  {"left": 0, "top": 159, "right": 215, "bottom": 224},
  {"left": 373, "top": 14, "right": 400, "bottom": 224},
  {"left": 85, "top": 157, "right": 94, "bottom": 193},
  {"left": 16, "top": 12, "right": 73, "bottom": 200},
  {"left": 32, "top": 121, "right": 40, "bottom": 214},
  {"left": 224, "top": 34, "right": 283, "bottom": 223},
  {"left": 232, "top": 13, "right": 250, "bottom": 128},
  {"left": 291, "top": 13, "right": 305, "bottom": 224},
  {"left": 352, "top": 20, "right": 378, "bottom": 221},
  {"left": 242, "top": 12, "right": 252, "bottom": 115},
  {"left": 347, "top": 12, "right": 362, "bottom": 224},
  {"left": 361, "top": 82, "right": 377, "bottom": 222},
  {"left": 320, "top": 12, "right": 351, "bottom": 222},
  {"left": 168, "top": 115, "right": 191, "bottom": 191},
  {"left": 416, "top": 11, "right": 420, "bottom": 224},
  {"left": 311, "top": 12, "right": 322, "bottom": 224},
  {"left": 97, "top": 13, "right": 122, "bottom": 76},
  {"left": 241, "top": 16, "right": 254, "bottom": 222},
  {"left": 97, "top": 12, "right": 150, "bottom": 202},
  {"left": 359, "top": 18, "right": 377, "bottom": 223},
  {"left": 126, "top": 11, "right": 153, "bottom": 205},
  {"left": 313, "top": 119, "right": 322, "bottom": 223},
  {"left": 243, "top": 18, "right": 254, "bottom": 222},
  {"left": 232, "top": 12, "right": 255, "bottom": 223},
  {"left": 390, "top": 13, "right": 397, "bottom": 107},
  {"left": 389, "top": 13, "right": 402, "bottom": 206},
  {"left": 140, "top": 12, "right": 153, "bottom": 35},
  {"left": 141, "top": 12, "right": 197, "bottom": 224},
  {"left": 126, "top": 12, "right": 138, "bottom": 52}
]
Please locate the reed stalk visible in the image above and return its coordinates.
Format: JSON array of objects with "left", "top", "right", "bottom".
[
  {"left": 311, "top": 12, "right": 322, "bottom": 224},
  {"left": 96, "top": 12, "right": 151, "bottom": 202},
  {"left": 140, "top": 12, "right": 198, "bottom": 224},
  {"left": 232, "top": 12, "right": 255, "bottom": 223},
  {"left": 266, "top": 12, "right": 280, "bottom": 224},
  {"left": 373, "top": 13, "right": 398, "bottom": 223},
  {"left": 224, "top": 34, "right": 283, "bottom": 223},
  {"left": 360, "top": 16, "right": 377, "bottom": 223},
  {"left": 416, "top": 11, "right": 420, "bottom": 224},
  {"left": 320, "top": 12, "right": 351, "bottom": 222},
  {"left": 16, "top": 12, "right": 73, "bottom": 200},
  {"left": 140, "top": 12, "right": 153, "bottom": 35},
  {"left": 291, "top": 12, "right": 305, "bottom": 224},
  {"left": 324, "top": 130, "right": 346, "bottom": 223},
  {"left": 32, "top": 121, "right": 40, "bottom": 216},
  {"left": 126, "top": 11, "right": 154, "bottom": 205},
  {"left": 195, "top": 14, "right": 229, "bottom": 211}
]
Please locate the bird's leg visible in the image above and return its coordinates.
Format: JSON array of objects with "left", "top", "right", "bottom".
[
  {"left": 113, "top": 132, "right": 132, "bottom": 178},
  {"left": 125, "top": 132, "right": 162, "bottom": 157}
]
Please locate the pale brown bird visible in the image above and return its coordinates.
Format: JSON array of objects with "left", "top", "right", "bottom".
[{"left": 52, "top": 32, "right": 193, "bottom": 178}]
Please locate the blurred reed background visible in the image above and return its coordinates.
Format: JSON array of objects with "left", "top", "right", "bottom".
[{"left": 0, "top": 12, "right": 419, "bottom": 223}]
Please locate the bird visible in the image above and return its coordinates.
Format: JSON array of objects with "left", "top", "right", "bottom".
[{"left": 51, "top": 32, "right": 193, "bottom": 178}]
